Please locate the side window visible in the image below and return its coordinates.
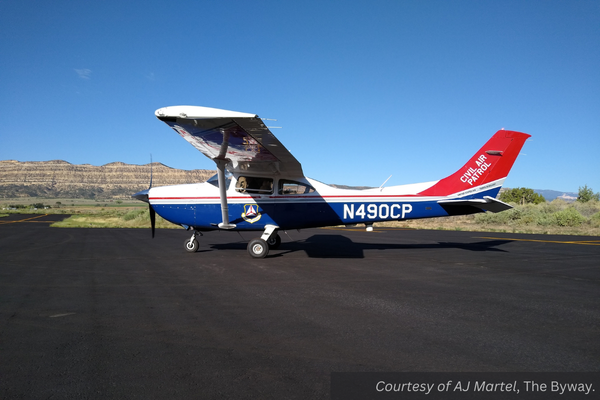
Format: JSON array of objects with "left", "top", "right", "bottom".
[
  {"left": 279, "top": 180, "right": 315, "bottom": 195},
  {"left": 235, "top": 176, "right": 273, "bottom": 194}
]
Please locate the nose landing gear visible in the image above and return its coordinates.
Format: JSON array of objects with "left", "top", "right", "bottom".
[{"left": 184, "top": 230, "right": 202, "bottom": 253}]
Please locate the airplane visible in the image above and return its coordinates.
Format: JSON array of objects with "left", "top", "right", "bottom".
[{"left": 133, "top": 105, "right": 531, "bottom": 258}]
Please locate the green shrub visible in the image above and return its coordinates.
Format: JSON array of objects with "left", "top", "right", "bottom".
[
  {"left": 577, "top": 185, "right": 600, "bottom": 203},
  {"left": 590, "top": 212, "right": 600, "bottom": 228},
  {"left": 474, "top": 201, "right": 595, "bottom": 228},
  {"left": 500, "top": 188, "right": 546, "bottom": 204},
  {"left": 572, "top": 200, "right": 600, "bottom": 218},
  {"left": 553, "top": 207, "right": 586, "bottom": 226},
  {"left": 541, "top": 199, "right": 568, "bottom": 214},
  {"left": 123, "top": 209, "right": 147, "bottom": 221}
]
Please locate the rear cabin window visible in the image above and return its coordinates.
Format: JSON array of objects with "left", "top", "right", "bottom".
[
  {"left": 279, "top": 180, "right": 315, "bottom": 195},
  {"left": 235, "top": 176, "right": 273, "bottom": 194}
]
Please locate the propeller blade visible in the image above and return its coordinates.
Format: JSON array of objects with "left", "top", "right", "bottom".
[
  {"left": 149, "top": 204, "right": 156, "bottom": 238},
  {"left": 149, "top": 155, "right": 153, "bottom": 190}
]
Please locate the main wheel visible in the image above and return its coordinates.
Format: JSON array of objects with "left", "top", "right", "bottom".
[
  {"left": 184, "top": 238, "right": 199, "bottom": 253},
  {"left": 247, "top": 238, "right": 269, "bottom": 258},
  {"left": 267, "top": 233, "right": 281, "bottom": 249}
]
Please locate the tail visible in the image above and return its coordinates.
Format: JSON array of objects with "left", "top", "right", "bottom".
[{"left": 418, "top": 129, "right": 531, "bottom": 198}]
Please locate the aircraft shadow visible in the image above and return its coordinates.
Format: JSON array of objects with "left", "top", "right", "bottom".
[{"left": 211, "top": 235, "right": 512, "bottom": 259}]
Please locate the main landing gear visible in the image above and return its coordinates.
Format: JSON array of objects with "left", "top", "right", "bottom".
[
  {"left": 183, "top": 225, "right": 281, "bottom": 258},
  {"left": 247, "top": 224, "right": 280, "bottom": 259}
]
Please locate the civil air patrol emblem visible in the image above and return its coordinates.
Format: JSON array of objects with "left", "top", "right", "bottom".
[{"left": 242, "top": 204, "right": 262, "bottom": 223}]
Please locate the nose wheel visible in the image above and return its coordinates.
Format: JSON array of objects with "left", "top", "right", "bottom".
[{"left": 183, "top": 231, "right": 201, "bottom": 253}]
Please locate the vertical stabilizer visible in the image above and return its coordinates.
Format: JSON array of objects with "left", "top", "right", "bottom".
[{"left": 418, "top": 130, "right": 530, "bottom": 197}]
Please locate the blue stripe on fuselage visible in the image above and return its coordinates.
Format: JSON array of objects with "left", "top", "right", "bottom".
[{"left": 151, "top": 186, "right": 502, "bottom": 230}]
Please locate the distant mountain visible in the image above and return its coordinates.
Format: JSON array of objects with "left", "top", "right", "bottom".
[
  {"left": 534, "top": 189, "right": 578, "bottom": 202},
  {"left": 1, "top": 159, "right": 580, "bottom": 202},
  {"left": 0, "top": 160, "right": 215, "bottom": 199}
]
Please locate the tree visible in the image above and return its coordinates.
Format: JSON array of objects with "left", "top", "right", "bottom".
[
  {"left": 577, "top": 185, "right": 600, "bottom": 203},
  {"left": 499, "top": 187, "right": 546, "bottom": 205}
]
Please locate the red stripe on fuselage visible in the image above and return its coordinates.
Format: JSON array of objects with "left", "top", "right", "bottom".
[{"left": 150, "top": 194, "right": 437, "bottom": 201}]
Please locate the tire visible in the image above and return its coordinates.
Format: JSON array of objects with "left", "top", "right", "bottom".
[
  {"left": 267, "top": 233, "right": 281, "bottom": 249},
  {"left": 184, "top": 238, "right": 199, "bottom": 253},
  {"left": 247, "top": 238, "right": 269, "bottom": 258}
]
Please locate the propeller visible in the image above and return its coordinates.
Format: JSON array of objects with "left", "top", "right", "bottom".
[
  {"left": 131, "top": 156, "right": 156, "bottom": 238},
  {"left": 148, "top": 155, "right": 155, "bottom": 238},
  {"left": 149, "top": 204, "right": 156, "bottom": 238}
]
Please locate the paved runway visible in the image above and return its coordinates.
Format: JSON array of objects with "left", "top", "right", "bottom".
[{"left": 1, "top": 215, "right": 599, "bottom": 399}]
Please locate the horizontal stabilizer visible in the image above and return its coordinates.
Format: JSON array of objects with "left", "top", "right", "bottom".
[{"left": 438, "top": 196, "right": 513, "bottom": 214}]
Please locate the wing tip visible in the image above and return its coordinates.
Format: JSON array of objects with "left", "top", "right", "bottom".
[{"left": 155, "top": 106, "right": 256, "bottom": 119}]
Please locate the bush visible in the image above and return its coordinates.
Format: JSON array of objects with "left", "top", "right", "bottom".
[
  {"left": 589, "top": 212, "right": 600, "bottom": 228},
  {"left": 500, "top": 188, "right": 545, "bottom": 204},
  {"left": 473, "top": 200, "right": 595, "bottom": 228},
  {"left": 553, "top": 207, "right": 586, "bottom": 227},
  {"left": 541, "top": 199, "right": 568, "bottom": 214},
  {"left": 577, "top": 185, "right": 600, "bottom": 203},
  {"left": 123, "top": 209, "right": 148, "bottom": 221},
  {"left": 572, "top": 200, "right": 600, "bottom": 218},
  {"left": 474, "top": 207, "right": 524, "bottom": 225}
]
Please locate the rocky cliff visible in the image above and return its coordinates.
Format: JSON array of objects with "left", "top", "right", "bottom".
[{"left": 0, "top": 160, "right": 215, "bottom": 199}]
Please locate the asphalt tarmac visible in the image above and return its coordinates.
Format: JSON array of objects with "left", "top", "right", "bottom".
[{"left": 1, "top": 214, "right": 599, "bottom": 399}]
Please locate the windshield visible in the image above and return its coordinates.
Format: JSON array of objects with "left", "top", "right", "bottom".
[{"left": 206, "top": 171, "right": 232, "bottom": 190}]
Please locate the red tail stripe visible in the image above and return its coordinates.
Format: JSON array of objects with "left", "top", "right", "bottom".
[{"left": 417, "top": 130, "right": 530, "bottom": 196}]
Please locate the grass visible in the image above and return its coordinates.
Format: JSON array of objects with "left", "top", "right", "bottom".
[
  {"left": 2, "top": 198, "right": 599, "bottom": 236},
  {"left": 1, "top": 197, "right": 179, "bottom": 229},
  {"left": 50, "top": 207, "right": 180, "bottom": 229},
  {"left": 379, "top": 200, "right": 600, "bottom": 236}
]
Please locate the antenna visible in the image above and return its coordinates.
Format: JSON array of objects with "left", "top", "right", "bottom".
[
  {"left": 379, "top": 175, "right": 392, "bottom": 191},
  {"left": 261, "top": 118, "right": 282, "bottom": 129}
]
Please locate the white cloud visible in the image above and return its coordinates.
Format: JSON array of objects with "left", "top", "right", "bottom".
[{"left": 74, "top": 68, "right": 92, "bottom": 80}]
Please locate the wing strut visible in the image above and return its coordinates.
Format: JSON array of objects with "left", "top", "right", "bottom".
[{"left": 215, "top": 130, "right": 236, "bottom": 229}]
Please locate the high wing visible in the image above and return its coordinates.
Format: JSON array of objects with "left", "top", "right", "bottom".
[{"left": 155, "top": 106, "right": 303, "bottom": 177}]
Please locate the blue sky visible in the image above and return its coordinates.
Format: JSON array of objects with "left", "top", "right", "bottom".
[{"left": 1, "top": 0, "right": 598, "bottom": 193}]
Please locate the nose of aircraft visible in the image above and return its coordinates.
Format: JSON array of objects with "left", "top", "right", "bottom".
[{"left": 132, "top": 188, "right": 150, "bottom": 203}]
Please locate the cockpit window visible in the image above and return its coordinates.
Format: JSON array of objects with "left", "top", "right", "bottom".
[
  {"left": 279, "top": 180, "right": 315, "bottom": 195},
  {"left": 206, "top": 171, "right": 232, "bottom": 190},
  {"left": 235, "top": 176, "right": 273, "bottom": 194}
]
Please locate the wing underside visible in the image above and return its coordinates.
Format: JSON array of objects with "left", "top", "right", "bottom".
[{"left": 155, "top": 106, "right": 303, "bottom": 176}]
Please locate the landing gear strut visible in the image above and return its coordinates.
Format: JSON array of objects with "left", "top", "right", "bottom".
[{"left": 247, "top": 224, "right": 279, "bottom": 258}]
